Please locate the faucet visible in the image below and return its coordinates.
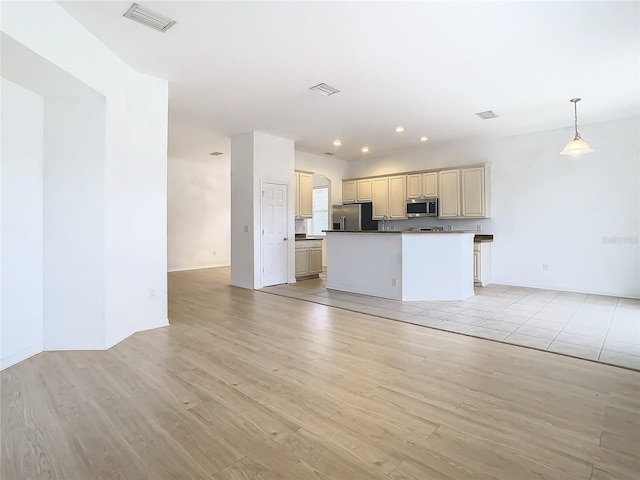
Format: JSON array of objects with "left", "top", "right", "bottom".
[{"left": 382, "top": 215, "right": 389, "bottom": 231}]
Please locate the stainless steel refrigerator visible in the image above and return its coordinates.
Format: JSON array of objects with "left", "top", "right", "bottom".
[{"left": 331, "top": 202, "right": 378, "bottom": 231}]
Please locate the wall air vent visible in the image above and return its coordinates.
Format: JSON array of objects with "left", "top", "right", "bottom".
[
  {"left": 475, "top": 110, "right": 499, "bottom": 120},
  {"left": 123, "top": 3, "right": 176, "bottom": 32},
  {"left": 208, "top": 151, "right": 224, "bottom": 156},
  {"left": 310, "top": 83, "right": 340, "bottom": 96},
  {"left": 324, "top": 152, "right": 335, "bottom": 156}
]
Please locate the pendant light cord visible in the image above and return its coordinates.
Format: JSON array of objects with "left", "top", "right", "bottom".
[{"left": 572, "top": 98, "right": 582, "bottom": 140}]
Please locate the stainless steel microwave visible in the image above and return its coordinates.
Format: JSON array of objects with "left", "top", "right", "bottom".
[{"left": 406, "top": 198, "right": 438, "bottom": 217}]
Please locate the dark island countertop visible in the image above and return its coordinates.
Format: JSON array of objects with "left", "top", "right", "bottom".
[{"left": 322, "top": 230, "right": 493, "bottom": 242}]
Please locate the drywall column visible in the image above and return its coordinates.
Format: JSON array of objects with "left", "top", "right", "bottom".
[
  {"left": 0, "top": 79, "right": 45, "bottom": 369},
  {"left": 43, "top": 97, "right": 106, "bottom": 350},
  {"left": 230, "top": 132, "right": 295, "bottom": 289}
]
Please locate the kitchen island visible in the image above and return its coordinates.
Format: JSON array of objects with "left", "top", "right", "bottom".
[{"left": 324, "top": 230, "right": 475, "bottom": 301}]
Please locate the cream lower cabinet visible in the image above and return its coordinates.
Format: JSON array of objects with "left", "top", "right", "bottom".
[
  {"left": 295, "top": 239, "right": 323, "bottom": 278},
  {"left": 309, "top": 246, "right": 322, "bottom": 274},
  {"left": 473, "top": 242, "right": 492, "bottom": 286}
]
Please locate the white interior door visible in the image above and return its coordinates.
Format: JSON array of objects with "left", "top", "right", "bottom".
[{"left": 262, "top": 182, "right": 288, "bottom": 286}]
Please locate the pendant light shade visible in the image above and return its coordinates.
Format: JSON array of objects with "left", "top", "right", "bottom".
[
  {"left": 560, "top": 138, "right": 594, "bottom": 156},
  {"left": 560, "top": 98, "right": 594, "bottom": 156}
]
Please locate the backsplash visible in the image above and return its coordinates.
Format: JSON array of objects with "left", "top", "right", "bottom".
[
  {"left": 383, "top": 217, "right": 494, "bottom": 233},
  {"left": 295, "top": 218, "right": 307, "bottom": 233}
]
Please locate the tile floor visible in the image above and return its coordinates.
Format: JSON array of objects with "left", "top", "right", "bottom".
[{"left": 262, "top": 275, "right": 640, "bottom": 371}]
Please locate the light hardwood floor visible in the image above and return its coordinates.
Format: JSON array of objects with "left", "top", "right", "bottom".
[
  {"left": 2, "top": 267, "right": 639, "bottom": 479},
  {"left": 264, "top": 275, "right": 640, "bottom": 370}
]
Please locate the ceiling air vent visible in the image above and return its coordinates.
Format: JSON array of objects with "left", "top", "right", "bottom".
[
  {"left": 310, "top": 83, "right": 340, "bottom": 96},
  {"left": 324, "top": 152, "right": 335, "bottom": 156},
  {"left": 475, "top": 110, "right": 499, "bottom": 120},
  {"left": 208, "top": 151, "right": 224, "bottom": 156},
  {"left": 123, "top": 3, "right": 176, "bottom": 32}
]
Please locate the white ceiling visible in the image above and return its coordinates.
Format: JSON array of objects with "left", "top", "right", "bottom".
[{"left": 59, "top": 1, "right": 639, "bottom": 160}]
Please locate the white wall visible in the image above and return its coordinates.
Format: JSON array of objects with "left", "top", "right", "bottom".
[
  {"left": 345, "top": 117, "right": 640, "bottom": 298},
  {"left": 0, "top": 79, "right": 44, "bottom": 369},
  {"left": 1, "top": 1, "right": 169, "bottom": 366},
  {"left": 43, "top": 97, "right": 106, "bottom": 350},
  {"left": 168, "top": 126, "right": 230, "bottom": 271}
]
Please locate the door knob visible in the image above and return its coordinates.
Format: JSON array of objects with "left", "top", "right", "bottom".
[{"left": 283, "top": 237, "right": 288, "bottom": 241}]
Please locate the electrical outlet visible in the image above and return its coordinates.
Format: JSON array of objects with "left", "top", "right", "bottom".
[
  {"left": 243, "top": 225, "right": 249, "bottom": 232},
  {"left": 213, "top": 250, "right": 217, "bottom": 256},
  {"left": 391, "top": 278, "right": 397, "bottom": 287},
  {"left": 542, "top": 263, "right": 549, "bottom": 271},
  {"left": 477, "top": 224, "right": 482, "bottom": 232}
]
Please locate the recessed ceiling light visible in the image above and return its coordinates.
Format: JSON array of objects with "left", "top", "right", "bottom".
[
  {"left": 123, "top": 3, "right": 176, "bottom": 32},
  {"left": 395, "top": 126, "right": 405, "bottom": 133},
  {"left": 333, "top": 139, "right": 342, "bottom": 147},
  {"left": 361, "top": 146, "right": 369, "bottom": 153},
  {"left": 420, "top": 137, "right": 429, "bottom": 142}
]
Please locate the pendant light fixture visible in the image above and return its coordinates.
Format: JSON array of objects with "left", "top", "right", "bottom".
[{"left": 560, "top": 98, "right": 594, "bottom": 156}]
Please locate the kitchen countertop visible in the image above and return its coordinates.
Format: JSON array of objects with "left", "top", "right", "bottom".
[
  {"left": 474, "top": 234, "right": 494, "bottom": 243},
  {"left": 295, "top": 235, "right": 325, "bottom": 241},
  {"left": 323, "top": 230, "right": 493, "bottom": 242}
]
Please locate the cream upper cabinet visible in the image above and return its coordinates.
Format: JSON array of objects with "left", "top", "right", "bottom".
[
  {"left": 406, "top": 174, "right": 422, "bottom": 199},
  {"left": 438, "top": 169, "right": 461, "bottom": 218},
  {"left": 438, "top": 165, "right": 490, "bottom": 219},
  {"left": 371, "top": 177, "right": 389, "bottom": 219},
  {"left": 421, "top": 172, "right": 438, "bottom": 198},
  {"left": 356, "top": 178, "right": 372, "bottom": 202},
  {"left": 342, "top": 180, "right": 356, "bottom": 203},
  {"left": 388, "top": 175, "right": 407, "bottom": 219},
  {"left": 294, "top": 173, "right": 300, "bottom": 217},
  {"left": 407, "top": 172, "right": 437, "bottom": 199},
  {"left": 295, "top": 171, "right": 313, "bottom": 219},
  {"left": 461, "top": 166, "right": 490, "bottom": 218}
]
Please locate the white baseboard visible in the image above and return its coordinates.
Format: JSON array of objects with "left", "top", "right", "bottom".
[
  {"left": 1, "top": 344, "right": 43, "bottom": 371},
  {"left": 230, "top": 279, "right": 254, "bottom": 290},
  {"left": 105, "top": 320, "right": 170, "bottom": 349},
  {"left": 168, "top": 262, "right": 230, "bottom": 273}
]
